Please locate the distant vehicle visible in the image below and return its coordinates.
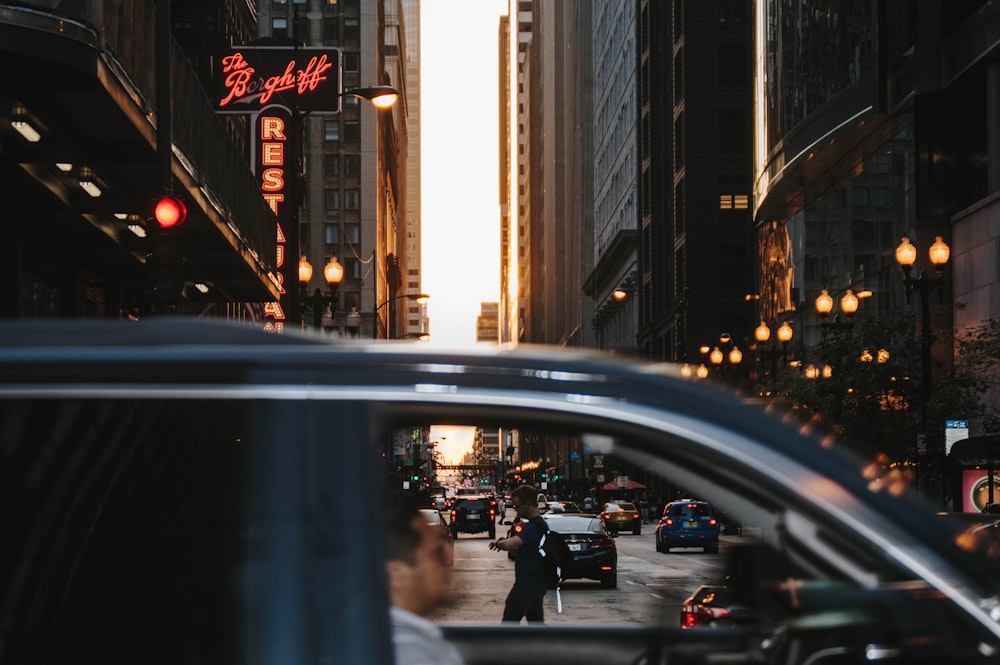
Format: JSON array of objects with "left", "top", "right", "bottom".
[
  {"left": 655, "top": 500, "right": 720, "bottom": 553},
  {"left": 450, "top": 497, "right": 496, "bottom": 539},
  {"left": 600, "top": 502, "right": 642, "bottom": 535},
  {"left": 542, "top": 500, "right": 582, "bottom": 514}
]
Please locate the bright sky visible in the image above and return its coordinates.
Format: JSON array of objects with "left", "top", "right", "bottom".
[
  {"left": 420, "top": 0, "right": 507, "bottom": 350},
  {"left": 420, "top": 1, "right": 507, "bottom": 465}
]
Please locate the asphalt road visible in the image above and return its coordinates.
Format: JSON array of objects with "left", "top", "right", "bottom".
[{"left": 432, "top": 515, "right": 742, "bottom": 625}]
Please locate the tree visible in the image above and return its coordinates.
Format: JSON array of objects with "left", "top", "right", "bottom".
[{"left": 766, "top": 313, "right": 996, "bottom": 500}]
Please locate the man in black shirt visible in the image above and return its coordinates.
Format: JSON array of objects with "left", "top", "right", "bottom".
[{"left": 488, "top": 484, "right": 548, "bottom": 622}]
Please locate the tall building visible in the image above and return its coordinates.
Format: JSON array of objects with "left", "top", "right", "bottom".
[
  {"left": 752, "top": 1, "right": 1000, "bottom": 436},
  {"left": 401, "top": 0, "right": 427, "bottom": 339},
  {"left": 260, "top": 0, "right": 415, "bottom": 339},
  {"left": 500, "top": 0, "right": 593, "bottom": 347},
  {"left": 637, "top": 1, "right": 754, "bottom": 364},
  {"left": 476, "top": 301, "right": 499, "bottom": 343},
  {"left": 586, "top": 0, "right": 639, "bottom": 354}
]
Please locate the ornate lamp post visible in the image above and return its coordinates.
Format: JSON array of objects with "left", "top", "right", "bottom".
[
  {"left": 754, "top": 320, "right": 793, "bottom": 384},
  {"left": 895, "top": 235, "right": 950, "bottom": 412},
  {"left": 299, "top": 255, "right": 344, "bottom": 332},
  {"left": 815, "top": 288, "right": 861, "bottom": 331}
]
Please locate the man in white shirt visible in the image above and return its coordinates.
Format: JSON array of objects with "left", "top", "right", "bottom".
[{"left": 384, "top": 491, "right": 465, "bottom": 665}]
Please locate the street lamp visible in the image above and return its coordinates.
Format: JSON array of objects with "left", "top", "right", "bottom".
[
  {"left": 374, "top": 292, "right": 430, "bottom": 339},
  {"left": 895, "top": 235, "right": 950, "bottom": 411},
  {"left": 754, "top": 320, "right": 794, "bottom": 384},
  {"left": 299, "top": 255, "right": 344, "bottom": 332},
  {"left": 343, "top": 85, "right": 399, "bottom": 109}
]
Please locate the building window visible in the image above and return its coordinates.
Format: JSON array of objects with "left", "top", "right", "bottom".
[
  {"left": 324, "top": 189, "right": 340, "bottom": 213},
  {"left": 325, "top": 154, "right": 340, "bottom": 177},
  {"left": 717, "top": 44, "right": 746, "bottom": 87},
  {"left": 323, "top": 17, "right": 339, "bottom": 46},
  {"left": 344, "top": 155, "right": 360, "bottom": 177},
  {"left": 717, "top": 108, "right": 747, "bottom": 155},
  {"left": 344, "top": 52, "right": 359, "bottom": 73},
  {"left": 324, "top": 223, "right": 339, "bottom": 245},
  {"left": 344, "top": 120, "right": 360, "bottom": 144},
  {"left": 344, "top": 190, "right": 360, "bottom": 211},
  {"left": 272, "top": 18, "right": 288, "bottom": 39},
  {"left": 344, "top": 18, "right": 359, "bottom": 44},
  {"left": 345, "top": 222, "right": 360, "bottom": 244},
  {"left": 324, "top": 120, "right": 340, "bottom": 143}
]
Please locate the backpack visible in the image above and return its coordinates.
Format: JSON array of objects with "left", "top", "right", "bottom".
[{"left": 530, "top": 516, "right": 572, "bottom": 590}]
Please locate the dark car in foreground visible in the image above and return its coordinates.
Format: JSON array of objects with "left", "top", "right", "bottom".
[
  {"left": 541, "top": 514, "right": 618, "bottom": 588},
  {"left": 655, "top": 500, "right": 721, "bottom": 553},
  {"left": 4, "top": 319, "right": 1000, "bottom": 665},
  {"left": 451, "top": 496, "right": 497, "bottom": 539}
]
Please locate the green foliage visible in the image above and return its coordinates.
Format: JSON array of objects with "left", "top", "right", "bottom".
[{"left": 764, "top": 314, "right": 996, "bottom": 466}]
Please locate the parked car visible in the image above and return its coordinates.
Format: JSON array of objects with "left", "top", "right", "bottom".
[
  {"left": 655, "top": 499, "right": 721, "bottom": 553},
  {"left": 450, "top": 496, "right": 496, "bottom": 539},
  {"left": 5, "top": 319, "right": 1000, "bottom": 664},
  {"left": 541, "top": 513, "right": 618, "bottom": 588},
  {"left": 600, "top": 502, "right": 642, "bottom": 535}
]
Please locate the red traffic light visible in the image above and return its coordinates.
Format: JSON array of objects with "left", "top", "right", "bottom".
[{"left": 153, "top": 196, "right": 187, "bottom": 228}]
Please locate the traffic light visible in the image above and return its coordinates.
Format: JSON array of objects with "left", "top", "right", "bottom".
[
  {"left": 148, "top": 194, "right": 186, "bottom": 305},
  {"left": 153, "top": 195, "right": 186, "bottom": 228}
]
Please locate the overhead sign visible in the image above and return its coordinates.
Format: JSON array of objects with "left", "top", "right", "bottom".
[{"left": 214, "top": 47, "right": 343, "bottom": 114}]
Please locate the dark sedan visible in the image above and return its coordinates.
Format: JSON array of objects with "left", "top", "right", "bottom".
[{"left": 542, "top": 514, "right": 618, "bottom": 588}]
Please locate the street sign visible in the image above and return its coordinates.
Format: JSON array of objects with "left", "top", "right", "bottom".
[
  {"left": 946, "top": 419, "right": 970, "bottom": 456},
  {"left": 616, "top": 475, "right": 629, "bottom": 488}
]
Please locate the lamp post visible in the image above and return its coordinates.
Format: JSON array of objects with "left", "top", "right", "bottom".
[
  {"left": 695, "top": 333, "right": 743, "bottom": 381},
  {"left": 298, "top": 255, "right": 344, "bottom": 333},
  {"left": 374, "top": 292, "right": 430, "bottom": 339},
  {"left": 754, "top": 320, "right": 794, "bottom": 385},
  {"left": 895, "top": 235, "right": 950, "bottom": 494},
  {"left": 815, "top": 288, "right": 861, "bottom": 332},
  {"left": 895, "top": 235, "right": 951, "bottom": 418}
]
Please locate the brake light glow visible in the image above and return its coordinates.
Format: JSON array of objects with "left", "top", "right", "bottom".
[{"left": 709, "top": 518, "right": 717, "bottom": 526}]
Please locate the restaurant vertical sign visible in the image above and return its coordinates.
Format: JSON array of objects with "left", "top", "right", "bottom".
[{"left": 213, "top": 47, "right": 343, "bottom": 331}]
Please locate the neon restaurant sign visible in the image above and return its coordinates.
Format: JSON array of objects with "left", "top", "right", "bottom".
[
  {"left": 213, "top": 47, "right": 343, "bottom": 115},
  {"left": 212, "top": 47, "right": 343, "bottom": 332}
]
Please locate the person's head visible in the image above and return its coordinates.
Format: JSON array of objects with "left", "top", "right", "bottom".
[
  {"left": 383, "top": 489, "right": 454, "bottom": 616},
  {"left": 509, "top": 484, "right": 540, "bottom": 518}
]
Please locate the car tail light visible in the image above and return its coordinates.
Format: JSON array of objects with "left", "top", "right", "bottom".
[
  {"left": 603, "top": 512, "right": 611, "bottom": 519},
  {"left": 709, "top": 518, "right": 717, "bottom": 526},
  {"left": 632, "top": 513, "right": 640, "bottom": 519},
  {"left": 680, "top": 605, "right": 730, "bottom": 629},
  {"left": 451, "top": 509, "right": 457, "bottom": 522},
  {"left": 664, "top": 518, "right": 674, "bottom": 526},
  {"left": 490, "top": 509, "right": 495, "bottom": 520},
  {"left": 513, "top": 523, "right": 523, "bottom": 534}
]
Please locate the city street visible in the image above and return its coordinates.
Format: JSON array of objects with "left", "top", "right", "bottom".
[{"left": 432, "top": 513, "right": 738, "bottom": 625}]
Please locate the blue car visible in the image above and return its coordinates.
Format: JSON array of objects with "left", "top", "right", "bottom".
[{"left": 655, "top": 500, "right": 720, "bottom": 553}]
